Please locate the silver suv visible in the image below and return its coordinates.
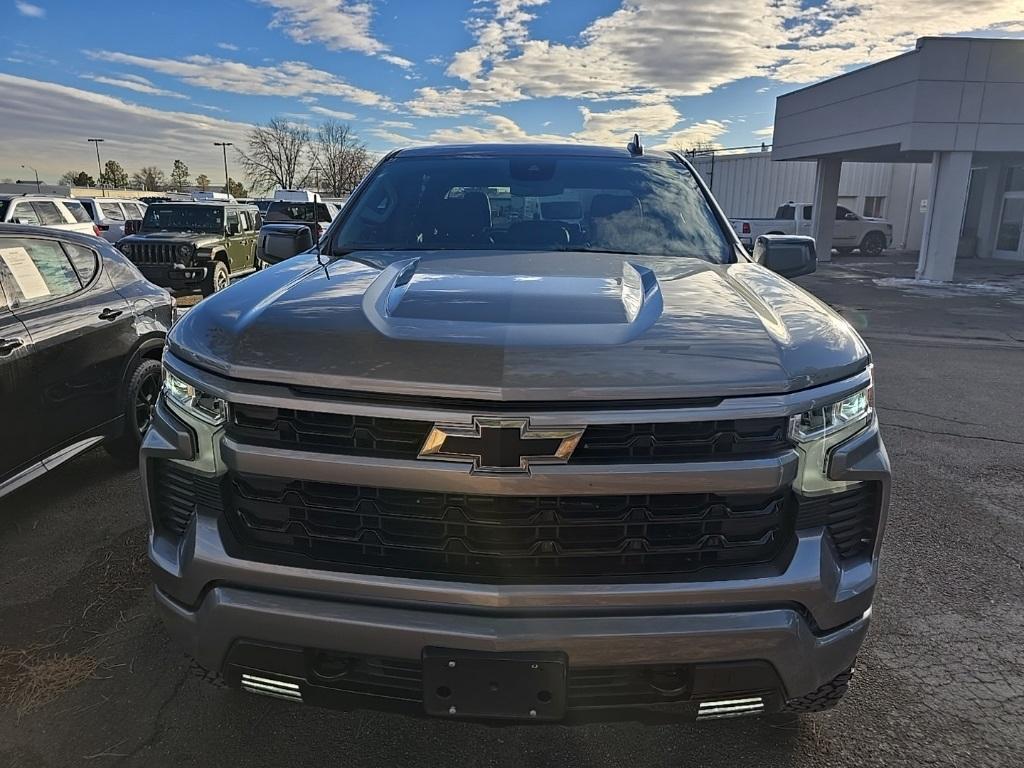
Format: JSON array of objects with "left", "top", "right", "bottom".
[{"left": 143, "top": 142, "right": 889, "bottom": 723}]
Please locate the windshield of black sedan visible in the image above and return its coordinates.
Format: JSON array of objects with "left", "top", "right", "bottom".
[
  {"left": 333, "top": 154, "right": 732, "bottom": 262},
  {"left": 141, "top": 204, "right": 224, "bottom": 234}
]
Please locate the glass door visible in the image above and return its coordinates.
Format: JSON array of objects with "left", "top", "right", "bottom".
[{"left": 994, "top": 193, "right": 1024, "bottom": 260}]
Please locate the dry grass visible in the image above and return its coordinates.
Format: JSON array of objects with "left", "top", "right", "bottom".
[{"left": 0, "top": 646, "right": 99, "bottom": 717}]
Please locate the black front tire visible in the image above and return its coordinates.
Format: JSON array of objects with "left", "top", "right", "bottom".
[
  {"left": 780, "top": 665, "right": 854, "bottom": 713},
  {"left": 859, "top": 232, "right": 886, "bottom": 257},
  {"left": 104, "top": 358, "right": 163, "bottom": 466}
]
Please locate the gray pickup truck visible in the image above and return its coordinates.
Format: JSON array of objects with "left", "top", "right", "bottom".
[{"left": 143, "top": 141, "right": 889, "bottom": 724}]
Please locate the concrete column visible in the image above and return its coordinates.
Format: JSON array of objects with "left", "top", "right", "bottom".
[
  {"left": 917, "top": 151, "right": 973, "bottom": 281},
  {"left": 811, "top": 159, "right": 842, "bottom": 263}
]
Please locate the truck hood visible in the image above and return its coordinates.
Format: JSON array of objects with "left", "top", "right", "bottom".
[
  {"left": 168, "top": 250, "right": 869, "bottom": 400},
  {"left": 122, "top": 232, "right": 221, "bottom": 246}
]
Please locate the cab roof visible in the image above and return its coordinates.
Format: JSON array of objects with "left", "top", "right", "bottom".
[{"left": 392, "top": 143, "right": 679, "bottom": 161}]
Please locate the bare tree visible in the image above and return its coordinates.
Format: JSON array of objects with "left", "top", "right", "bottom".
[
  {"left": 311, "top": 121, "right": 374, "bottom": 196},
  {"left": 237, "top": 118, "right": 311, "bottom": 193},
  {"left": 132, "top": 166, "right": 166, "bottom": 191}
]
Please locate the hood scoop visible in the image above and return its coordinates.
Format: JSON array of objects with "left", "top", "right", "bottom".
[{"left": 362, "top": 257, "right": 663, "bottom": 347}]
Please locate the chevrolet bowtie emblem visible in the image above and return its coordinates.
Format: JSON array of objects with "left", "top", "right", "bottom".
[{"left": 418, "top": 418, "right": 584, "bottom": 474}]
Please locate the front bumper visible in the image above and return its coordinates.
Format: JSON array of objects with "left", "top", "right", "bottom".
[
  {"left": 137, "top": 264, "right": 208, "bottom": 294},
  {"left": 142, "top": 364, "right": 890, "bottom": 721}
]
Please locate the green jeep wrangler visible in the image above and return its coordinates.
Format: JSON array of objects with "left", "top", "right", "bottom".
[{"left": 116, "top": 201, "right": 262, "bottom": 296}]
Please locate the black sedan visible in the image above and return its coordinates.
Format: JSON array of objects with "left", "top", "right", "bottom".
[{"left": 0, "top": 224, "right": 173, "bottom": 498}]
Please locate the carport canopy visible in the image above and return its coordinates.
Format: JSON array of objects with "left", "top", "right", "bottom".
[{"left": 771, "top": 37, "right": 1024, "bottom": 280}]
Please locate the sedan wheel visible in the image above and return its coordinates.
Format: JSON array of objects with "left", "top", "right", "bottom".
[{"left": 133, "top": 367, "right": 162, "bottom": 437}]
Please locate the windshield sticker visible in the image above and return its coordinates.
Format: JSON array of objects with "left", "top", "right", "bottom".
[{"left": 0, "top": 246, "right": 51, "bottom": 300}]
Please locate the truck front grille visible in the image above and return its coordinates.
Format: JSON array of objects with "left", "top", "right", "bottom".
[
  {"left": 221, "top": 472, "right": 792, "bottom": 582},
  {"left": 124, "top": 241, "right": 180, "bottom": 265},
  {"left": 228, "top": 405, "right": 790, "bottom": 463}
]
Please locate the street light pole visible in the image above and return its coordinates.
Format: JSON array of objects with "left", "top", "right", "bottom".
[
  {"left": 87, "top": 138, "right": 105, "bottom": 196},
  {"left": 21, "top": 165, "right": 40, "bottom": 193},
  {"left": 213, "top": 142, "right": 232, "bottom": 195}
]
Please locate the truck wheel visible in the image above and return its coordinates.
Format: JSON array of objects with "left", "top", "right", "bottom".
[
  {"left": 204, "top": 260, "right": 230, "bottom": 296},
  {"left": 860, "top": 232, "right": 886, "bottom": 257},
  {"left": 104, "top": 358, "right": 163, "bottom": 466},
  {"left": 780, "top": 665, "right": 854, "bottom": 713}
]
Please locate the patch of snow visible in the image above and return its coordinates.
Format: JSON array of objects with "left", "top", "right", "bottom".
[{"left": 873, "top": 277, "right": 1014, "bottom": 297}]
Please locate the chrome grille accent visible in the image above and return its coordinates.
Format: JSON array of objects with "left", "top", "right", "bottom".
[
  {"left": 240, "top": 673, "right": 303, "bottom": 702},
  {"left": 696, "top": 696, "right": 765, "bottom": 720}
]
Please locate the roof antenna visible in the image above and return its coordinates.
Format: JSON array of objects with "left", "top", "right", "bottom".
[
  {"left": 313, "top": 192, "right": 330, "bottom": 280},
  {"left": 627, "top": 132, "right": 644, "bottom": 156}
]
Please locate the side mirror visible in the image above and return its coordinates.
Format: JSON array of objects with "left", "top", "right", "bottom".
[
  {"left": 844, "top": 212, "right": 858, "bottom": 220},
  {"left": 124, "top": 219, "right": 143, "bottom": 235},
  {"left": 752, "top": 234, "right": 816, "bottom": 279},
  {"left": 227, "top": 222, "right": 240, "bottom": 236},
  {"left": 257, "top": 223, "right": 314, "bottom": 266}
]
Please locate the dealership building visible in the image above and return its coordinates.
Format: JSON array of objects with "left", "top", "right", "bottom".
[{"left": 696, "top": 36, "right": 1024, "bottom": 280}]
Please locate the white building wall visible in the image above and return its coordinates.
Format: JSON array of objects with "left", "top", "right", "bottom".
[{"left": 692, "top": 151, "right": 931, "bottom": 250}]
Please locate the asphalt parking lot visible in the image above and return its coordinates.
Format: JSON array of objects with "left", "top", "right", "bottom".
[{"left": 2, "top": 254, "right": 1023, "bottom": 767}]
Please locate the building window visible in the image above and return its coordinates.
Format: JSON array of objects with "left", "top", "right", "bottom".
[
  {"left": 1006, "top": 166, "right": 1024, "bottom": 193},
  {"left": 863, "top": 196, "right": 886, "bottom": 218}
]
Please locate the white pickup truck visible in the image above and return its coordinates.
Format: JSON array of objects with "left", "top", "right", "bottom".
[{"left": 731, "top": 202, "right": 892, "bottom": 256}]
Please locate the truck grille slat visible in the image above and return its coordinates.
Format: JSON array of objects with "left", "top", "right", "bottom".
[
  {"left": 228, "top": 405, "right": 791, "bottom": 463},
  {"left": 223, "top": 473, "right": 791, "bottom": 581}
]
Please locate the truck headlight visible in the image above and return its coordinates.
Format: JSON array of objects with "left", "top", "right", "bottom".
[
  {"left": 163, "top": 368, "right": 226, "bottom": 425},
  {"left": 789, "top": 382, "right": 873, "bottom": 443},
  {"left": 790, "top": 373, "right": 874, "bottom": 493}
]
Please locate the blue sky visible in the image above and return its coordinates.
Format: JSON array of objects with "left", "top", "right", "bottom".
[{"left": 2, "top": 0, "right": 1023, "bottom": 183}]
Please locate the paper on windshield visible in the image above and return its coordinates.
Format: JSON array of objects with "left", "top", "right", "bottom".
[{"left": 0, "top": 246, "right": 50, "bottom": 300}]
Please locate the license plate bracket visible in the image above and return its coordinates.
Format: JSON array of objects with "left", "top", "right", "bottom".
[{"left": 422, "top": 648, "right": 567, "bottom": 721}]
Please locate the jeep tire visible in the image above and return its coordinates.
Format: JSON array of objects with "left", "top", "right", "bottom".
[{"left": 205, "top": 260, "right": 230, "bottom": 296}]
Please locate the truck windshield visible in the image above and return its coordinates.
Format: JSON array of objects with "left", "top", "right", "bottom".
[
  {"left": 333, "top": 154, "right": 732, "bottom": 262},
  {"left": 141, "top": 205, "right": 224, "bottom": 234}
]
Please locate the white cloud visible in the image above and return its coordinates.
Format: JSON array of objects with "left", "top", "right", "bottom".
[
  {"left": 367, "top": 128, "right": 424, "bottom": 147},
  {"left": 82, "top": 74, "right": 190, "bottom": 100},
  {"left": 428, "top": 114, "right": 569, "bottom": 145},
  {"left": 254, "top": 0, "right": 413, "bottom": 67},
  {"left": 87, "top": 50, "right": 393, "bottom": 109},
  {"left": 574, "top": 103, "right": 681, "bottom": 145},
  {"left": 15, "top": 1, "right": 45, "bottom": 18},
  {"left": 377, "top": 119, "right": 415, "bottom": 129},
  {"left": 0, "top": 73, "right": 252, "bottom": 182},
  {"left": 753, "top": 125, "right": 774, "bottom": 137},
  {"left": 310, "top": 105, "right": 357, "bottom": 120},
  {"left": 408, "top": 0, "right": 1024, "bottom": 117},
  {"left": 380, "top": 53, "right": 415, "bottom": 69},
  {"left": 657, "top": 119, "right": 731, "bottom": 150},
  {"left": 756, "top": 86, "right": 771, "bottom": 93},
  {"left": 217, "top": 42, "right": 240, "bottom": 51}
]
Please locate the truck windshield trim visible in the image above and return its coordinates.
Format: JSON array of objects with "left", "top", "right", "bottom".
[{"left": 332, "top": 154, "right": 733, "bottom": 263}]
